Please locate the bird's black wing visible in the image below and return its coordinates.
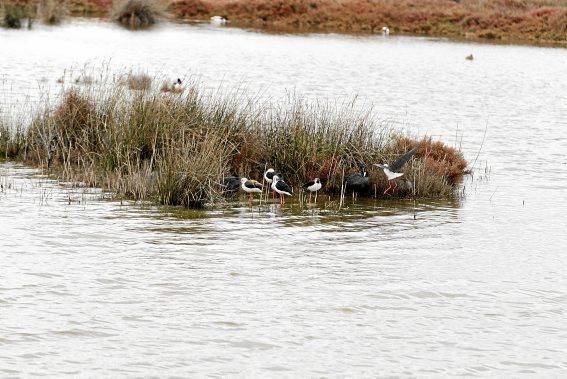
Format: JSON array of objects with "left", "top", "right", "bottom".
[
  {"left": 302, "top": 180, "right": 315, "bottom": 188},
  {"left": 245, "top": 180, "right": 263, "bottom": 190},
  {"left": 276, "top": 180, "right": 293, "bottom": 194},
  {"left": 266, "top": 171, "right": 275, "bottom": 180},
  {"left": 389, "top": 147, "right": 418, "bottom": 172}
]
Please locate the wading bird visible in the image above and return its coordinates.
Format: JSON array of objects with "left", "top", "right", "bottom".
[
  {"left": 264, "top": 168, "right": 276, "bottom": 198},
  {"left": 345, "top": 169, "right": 369, "bottom": 199},
  {"left": 466, "top": 54, "right": 474, "bottom": 61},
  {"left": 303, "top": 178, "right": 322, "bottom": 203},
  {"left": 172, "top": 78, "right": 183, "bottom": 93},
  {"left": 374, "top": 147, "right": 418, "bottom": 195},
  {"left": 272, "top": 175, "right": 293, "bottom": 205},
  {"left": 240, "top": 177, "right": 263, "bottom": 202},
  {"left": 382, "top": 26, "right": 390, "bottom": 36}
]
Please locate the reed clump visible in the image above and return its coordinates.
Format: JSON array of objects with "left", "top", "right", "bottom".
[
  {"left": 1, "top": 1, "right": 33, "bottom": 29},
  {"left": 122, "top": 73, "right": 152, "bottom": 91},
  {"left": 1, "top": 0, "right": 68, "bottom": 28},
  {"left": 5, "top": 77, "right": 468, "bottom": 207},
  {"left": 37, "top": 0, "right": 68, "bottom": 24},
  {"left": 0, "top": 122, "right": 26, "bottom": 160},
  {"left": 110, "top": 0, "right": 168, "bottom": 29}
]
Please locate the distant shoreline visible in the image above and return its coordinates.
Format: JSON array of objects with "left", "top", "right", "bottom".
[{"left": 66, "top": 0, "right": 567, "bottom": 47}]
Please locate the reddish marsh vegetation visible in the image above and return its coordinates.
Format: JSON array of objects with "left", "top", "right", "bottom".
[
  {"left": 1, "top": 80, "right": 468, "bottom": 208},
  {"left": 4, "top": 0, "right": 565, "bottom": 43},
  {"left": 168, "top": 0, "right": 567, "bottom": 44}
]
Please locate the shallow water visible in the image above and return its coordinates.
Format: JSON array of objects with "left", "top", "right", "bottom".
[{"left": 1, "top": 20, "right": 567, "bottom": 376}]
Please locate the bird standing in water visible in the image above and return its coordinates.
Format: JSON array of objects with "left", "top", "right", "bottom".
[
  {"left": 240, "top": 177, "right": 263, "bottom": 202},
  {"left": 272, "top": 175, "right": 293, "bottom": 205},
  {"left": 303, "top": 178, "right": 322, "bottom": 203},
  {"left": 374, "top": 147, "right": 418, "bottom": 195},
  {"left": 264, "top": 168, "right": 276, "bottom": 198}
]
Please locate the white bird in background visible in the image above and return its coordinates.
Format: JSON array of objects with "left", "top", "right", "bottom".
[
  {"left": 382, "top": 26, "right": 390, "bottom": 36},
  {"left": 210, "top": 16, "right": 227, "bottom": 26}
]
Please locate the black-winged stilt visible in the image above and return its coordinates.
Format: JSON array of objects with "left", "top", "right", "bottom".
[
  {"left": 272, "top": 175, "right": 293, "bottom": 205},
  {"left": 374, "top": 147, "right": 417, "bottom": 195},
  {"left": 240, "top": 177, "right": 263, "bottom": 202},
  {"left": 382, "top": 26, "right": 390, "bottom": 36},
  {"left": 302, "top": 178, "right": 322, "bottom": 203},
  {"left": 264, "top": 168, "right": 276, "bottom": 198}
]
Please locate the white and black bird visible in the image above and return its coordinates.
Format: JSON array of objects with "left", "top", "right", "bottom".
[
  {"left": 240, "top": 177, "right": 263, "bottom": 201},
  {"left": 264, "top": 168, "right": 275, "bottom": 184},
  {"left": 271, "top": 175, "right": 293, "bottom": 205},
  {"left": 264, "top": 168, "right": 276, "bottom": 198},
  {"left": 345, "top": 169, "right": 369, "bottom": 198},
  {"left": 382, "top": 26, "right": 390, "bottom": 36},
  {"left": 374, "top": 147, "right": 418, "bottom": 195},
  {"left": 210, "top": 16, "right": 227, "bottom": 25},
  {"left": 172, "top": 78, "right": 183, "bottom": 93},
  {"left": 302, "top": 178, "right": 322, "bottom": 203}
]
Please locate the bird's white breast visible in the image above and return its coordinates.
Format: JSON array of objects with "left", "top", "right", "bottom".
[{"left": 384, "top": 168, "right": 404, "bottom": 180}]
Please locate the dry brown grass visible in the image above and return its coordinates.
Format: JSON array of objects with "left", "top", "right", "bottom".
[
  {"left": 123, "top": 73, "right": 152, "bottom": 91},
  {"left": 37, "top": 0, "right": 68, "bottom": 24},
  {"left": 2, "top": 77, "right": 468, "bottom": 207}
]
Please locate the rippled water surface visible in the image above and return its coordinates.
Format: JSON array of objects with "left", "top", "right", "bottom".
[{"left": 1, "top": 20, "right": 567, "bottom": 376}]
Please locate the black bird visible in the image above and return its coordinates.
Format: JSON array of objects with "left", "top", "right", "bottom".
[
  {"left": 222, "top": 175, "right": 240, "bottom": 194},
  {"left": 271, "top": 175, "right": 293, "bottom": 205},
  {"left": 374, "top": 147, "right": 418, "bottom": 195},
  {"left": 345, "top": 169, "right": 369, "bottom": 198}
]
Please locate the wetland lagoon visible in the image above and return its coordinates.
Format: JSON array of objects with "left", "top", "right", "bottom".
[{"left": 1, "top": 19, "right": 567, "bottom": 377}]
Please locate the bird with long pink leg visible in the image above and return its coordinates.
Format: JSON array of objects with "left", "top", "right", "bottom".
[
  {"left": 374, "top": 148, "right": 417, "bottom": 195},
  {"left": 271, "top": 175, "right": 293, "bottom": 205},
  {"left": 240, "top": 177, "right": 263, "bottom": 202}
]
